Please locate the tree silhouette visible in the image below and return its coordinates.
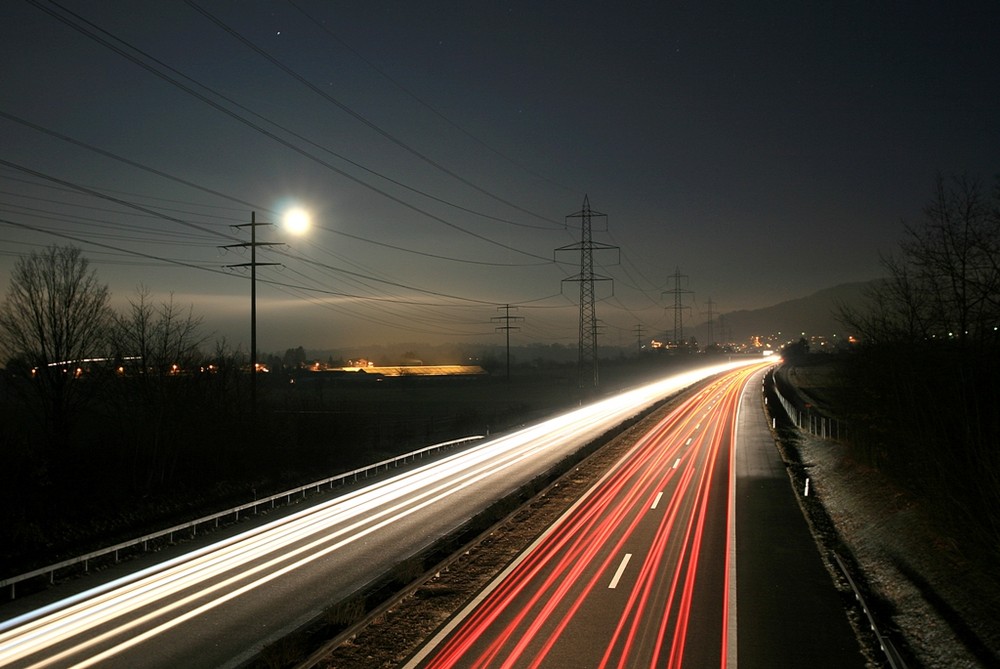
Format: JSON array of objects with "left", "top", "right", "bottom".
[{"left": 0, "top": 245, "right": 111, "bottom": 446}]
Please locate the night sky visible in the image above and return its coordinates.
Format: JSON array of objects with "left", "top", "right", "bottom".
[{"left": 2, "top": 1, "right": 997, "bottom": 353}]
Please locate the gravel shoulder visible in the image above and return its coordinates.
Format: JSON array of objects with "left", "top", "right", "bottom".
[
  {"left": 789, "top": 430, "right": 1000, "bottom": 668},
  {"left": 780, "top": 362, "right": 1000, "bottom": 668}
]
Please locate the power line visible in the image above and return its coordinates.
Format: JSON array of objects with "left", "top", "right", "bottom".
[
  {"left": 318, "top": 226, "right": 551, "bottom": 268},
  {"left": 0, "top": 217, "right": 235, "bottom": 278},
  {"left": 24, "top": 0, "right": 556, "bottom": 262},
  {"left": 285, "top": 0, "right": 578, "bottom": 197},
  {"left": 0, "top": 109, "right": 267, "bottom": 213},
  {"left": 185, "top": 0, "right": 562, "bottom": 229},
  {"left": 0, "top": 158, "right": 240, "bottom": 243}
]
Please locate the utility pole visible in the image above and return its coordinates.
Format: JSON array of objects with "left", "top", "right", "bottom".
[
  {"left": 663, "top": 267, "right": 693, "bottom": 348},
  {"left": 222, "top": 211, "right": 280, "bottom": 421},
  {"left": 634, "top": 322, "right": 644, "bottom": 352},
  {"left": 491, "top": 304, "right": 523, "bottom": 380},
  {"left": 556, "top": 195, "right": 618, "bottom": 389}
]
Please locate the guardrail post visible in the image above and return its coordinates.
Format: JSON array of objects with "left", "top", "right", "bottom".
[{"left": 1, "top": 434, "right": 487, "bottom": 601}]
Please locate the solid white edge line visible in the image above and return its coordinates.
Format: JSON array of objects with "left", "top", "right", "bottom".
[
  {"left": 400, "top": 360, "right": 765, "bottom": 669},
  {"left": 727, "top": 366, "right": 766, "bottom": 669},
  {"left": 608, "top": 553, "right": 632, "bottom": 590}
]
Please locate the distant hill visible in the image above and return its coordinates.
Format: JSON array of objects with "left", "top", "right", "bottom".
[
  {"left": 299, "top": 282, "right": 878, "bottom": 363},
  {"left": 691, "top": 281, "right": 875, "bottom": 345}
]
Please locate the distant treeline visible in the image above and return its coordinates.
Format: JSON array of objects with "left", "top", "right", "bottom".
[{"left": 0, "top": 248, "right": 691, "bottom": 573}]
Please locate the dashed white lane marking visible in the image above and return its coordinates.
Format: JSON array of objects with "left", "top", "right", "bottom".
[{"left": 609, "top": 553, "right": 632, "bottom": 589}]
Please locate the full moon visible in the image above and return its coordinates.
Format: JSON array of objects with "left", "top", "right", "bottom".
[{"left": 283, "top": 208, "right": 310, "bottom": 235}]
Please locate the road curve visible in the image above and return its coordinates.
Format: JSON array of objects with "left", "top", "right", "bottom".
[
  {"left": 407, "top": 362, "right": 771, "bottom": 668},
  {"left": 0, "top": 359, "right": 766, "bottom": 669}
]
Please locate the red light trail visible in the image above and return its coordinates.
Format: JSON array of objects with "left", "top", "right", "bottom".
[
  {"left": 0, "top": 359, "right": 765, "bottom": 668},
  {"left": 413, "top": 362, "right": 769, "bottom": 668}
]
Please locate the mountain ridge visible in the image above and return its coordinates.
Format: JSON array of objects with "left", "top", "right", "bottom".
[
  {"left": 699, "top": 280, "right": 875, "bottom": 344},
  {"left": 297, "top": 281, "right": 878, "bottom": 363}
]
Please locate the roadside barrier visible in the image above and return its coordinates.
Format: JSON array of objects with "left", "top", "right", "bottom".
[
  {"left": 1, "top": 435, "right": 484, "bottom": 600},
  {"left": 770, "top": 368, "right": 848, "bottom": 441},
  {"left": 833, "top": 552, "right": 908, "bottom": 668}
]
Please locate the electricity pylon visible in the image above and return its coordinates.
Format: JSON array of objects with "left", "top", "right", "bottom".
[
  {"left": 556, "top": 195, "right": 618, "bottom": 388},
  {"left": 663, "top": 267, "right": 693, "bottom": 347}
]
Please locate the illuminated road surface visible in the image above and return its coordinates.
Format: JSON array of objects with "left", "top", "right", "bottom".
[
  {"left": 0, "top": 359, "right": 765, "bottom": 669},
  {"left": 409, "top": 362, "right": 772, "bottom": 668}
]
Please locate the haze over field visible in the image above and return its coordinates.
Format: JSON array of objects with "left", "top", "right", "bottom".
[{"left": 2, "top": 2, "right": 997, "bottom": 351}]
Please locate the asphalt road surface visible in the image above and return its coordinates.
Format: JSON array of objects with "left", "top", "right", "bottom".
[
  {"left": 406, "top": 363, "right": 866, "bottom": 668},
  {"left": 0, "top": 359, "right": 765, "bottom": 669}
]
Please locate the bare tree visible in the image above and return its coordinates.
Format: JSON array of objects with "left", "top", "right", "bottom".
[
  {"left": 839, "top": 174, "right": 1000, "bottom": 348},
  {"left": 0, "top": 246, "right": 111, "bottom": 442},
  {"left": 902, "top": 174, "right": 999, "bottom": 347},
  {"left": 110, "top": 286, "right": 206, "bottom": 377},
  {"left": 835, "top": 174, "right": 1000, "bottom": 550},
  {"left": 108, "top": 286, "right": 207, "bottom": 490}
]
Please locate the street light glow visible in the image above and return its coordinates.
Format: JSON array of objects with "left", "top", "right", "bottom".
[{"left": 283, "top": 208, "right": 310, "bottom": 235}]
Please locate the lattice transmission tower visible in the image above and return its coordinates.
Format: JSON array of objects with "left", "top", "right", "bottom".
[
  {"left": 663, "top": 266, "right": 694, "bottom": 347},
  {"left": 556, "top": 195, "right": 618, "bottom": 388}
]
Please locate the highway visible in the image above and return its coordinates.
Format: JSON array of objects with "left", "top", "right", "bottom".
[
  {"left": 0, "top": 359, "right": 765, "bottom": 669},
  {"left": 408, "top": 362, "right": 771, "bottom": 668}
]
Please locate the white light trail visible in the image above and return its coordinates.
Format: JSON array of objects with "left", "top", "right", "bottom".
[{"left": 0, "top": 358, "right": 766, "bottom": 668}]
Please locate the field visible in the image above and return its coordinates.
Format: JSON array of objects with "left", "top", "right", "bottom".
[{"left": 0, "top": 353, "right": 713, "bottom": 577}]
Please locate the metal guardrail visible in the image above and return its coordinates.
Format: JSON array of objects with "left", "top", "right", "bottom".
[
  {"left": 1, "top": 435, "right": 485, "bottom": 599},
  {"left": 767, "top": 370, "right": 905, "bottom": 666},
  {"left": 833, "top": 551, "right": 908, "bottom": 668},
  {"left": 770, "top": 371, "right": 847, "bottom": 440}
]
